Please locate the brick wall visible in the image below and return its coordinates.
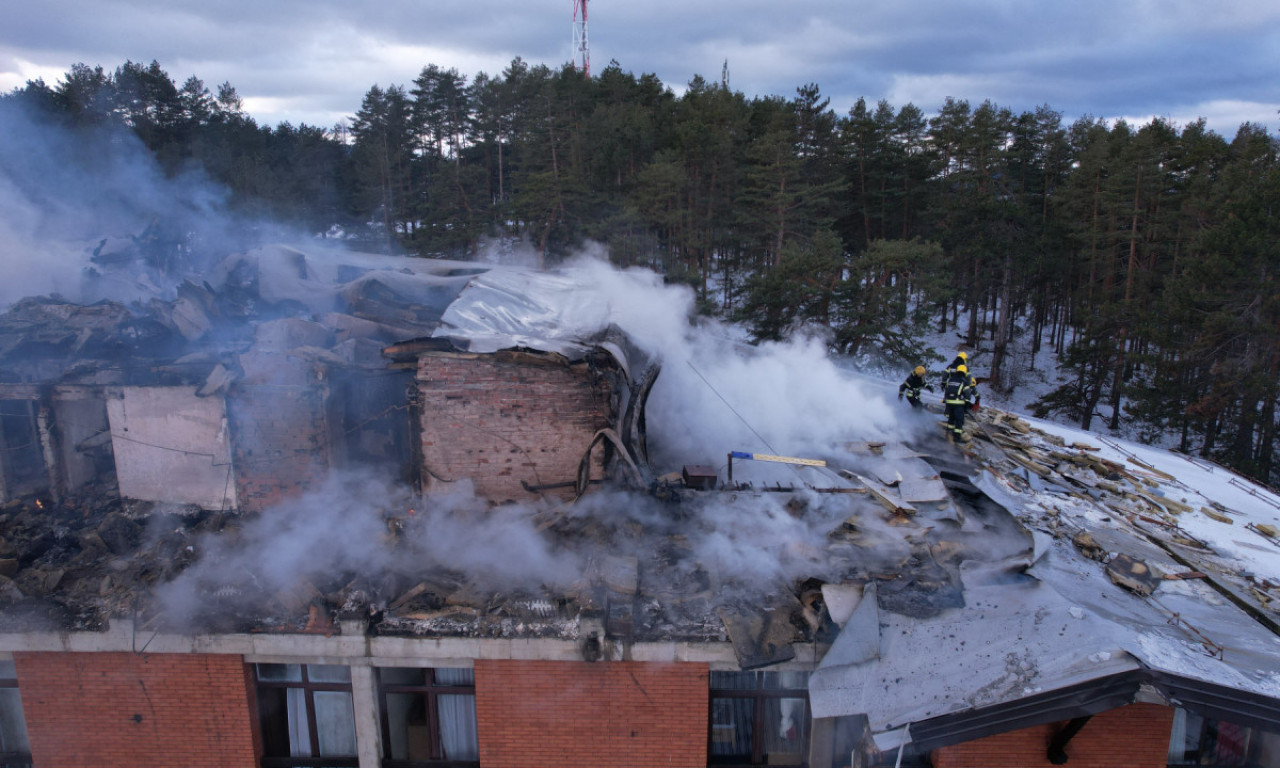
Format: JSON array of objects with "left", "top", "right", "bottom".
[
  {"left": 13, "top": 651, "right": 258, "bottom": 768},
  {"left": 475, "top": 659, "right": 708, "bottom": 768},
  {"left": 931, "top": 703, "right": 1175, "bottom": 768},
  {"left": 416, "top": 354, "right": 614, "bottom": 503},
  {"left": 228, "top": 353, "right": 332, "bottom": 513}
]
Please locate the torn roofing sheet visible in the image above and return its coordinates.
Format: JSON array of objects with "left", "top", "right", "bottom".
[
  {"left": 810, "top": 470, "right": 1280, "bottom": 751},
  {"left": 202, "top": 246, "right": 649, "bottom": 372},
  {"left": 432, "top": 267, "right": 618, "bottom": 356},
  {"left": 205, "top": 244, "right": 484, "bottom": 328}
]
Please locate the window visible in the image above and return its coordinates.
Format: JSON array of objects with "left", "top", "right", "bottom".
[
  {"left": 0, "top": 660, "right": 31, "bottom": 768},
  {"left": 1168, "top": 708, "right": 1280, "bottom": 767},
  {"left": 377, "top": 668, "right": 479, "bottom": 767},
  {"left": 255, "top": 663, "right": 358, "bottom": 768},
  {"left": 709, "top": 670, "right": 810, "bottom": 767},
  {"left": 0, "top": 401, "right": 47, "bottom": 498}
]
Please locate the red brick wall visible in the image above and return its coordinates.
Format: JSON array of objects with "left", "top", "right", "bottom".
[
  {"left": 416, "top": 354, "right": 614, "bottom": 503},
  {"left": 475, "top": 660, "right": 708, "bottom": 768},
  {"left": 13, "top": 651, "right": 257, "bottom": 768},
  {"left": 931, "top": 703, "right": 1175, "bottom": 768}
]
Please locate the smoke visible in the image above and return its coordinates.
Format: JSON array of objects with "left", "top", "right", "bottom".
[
  {"left": 550, "top": 255, "right": 916, "bottom": 466},
  {"left": 147, "top": 251, "right": 946, "bottom": 630},
  {"left": 0, "top": 95, "right": 945, "bottom": 626},
  {"left": 0, "top": 100, "right": 297, "bottom": 310},
  {"left": 154, "top": 468, "right": 589, "bottom": 627}
]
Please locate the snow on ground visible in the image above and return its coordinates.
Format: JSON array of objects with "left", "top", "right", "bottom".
[{"left": 845, "top": 314, "right": 1280, "bottom": 585}]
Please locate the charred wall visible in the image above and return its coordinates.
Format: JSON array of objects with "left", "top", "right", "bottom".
[
  {"left": 228, "top": 351, "right": 330, "bottom": 513},
  {"left": 0, "top": 395, "right": 50, "bottom": 503},
  {"left": 415, "top": 352, "right": 616, "bottom": 503},
  {"left": 0, "top": 385, "right": 115, "bottom": 506}
]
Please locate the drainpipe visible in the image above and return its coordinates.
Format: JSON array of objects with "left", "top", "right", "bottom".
[{"left": 1048, "top": 716, "right": 1093, "bottom": 764}]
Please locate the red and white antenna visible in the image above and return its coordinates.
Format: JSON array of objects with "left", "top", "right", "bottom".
[{"left": 572, "top": 0, "right": 590, "bottom": 77}]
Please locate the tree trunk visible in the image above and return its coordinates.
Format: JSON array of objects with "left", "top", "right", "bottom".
[{"left": 991, "top": 252, "right": 1013, "bottom": 391}]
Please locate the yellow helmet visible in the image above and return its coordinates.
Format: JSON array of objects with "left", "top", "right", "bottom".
[
  {"left": 914, "top": 366, "right": 925, "bottom": 375},
  {"left": 958, "top": 352, "right": 968, "bottom": 360},
  {"left": 957, "top": 364, "right": 968, "bottom": 373}
]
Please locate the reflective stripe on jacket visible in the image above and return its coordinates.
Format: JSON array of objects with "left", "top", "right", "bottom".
[
  {"left": 900, "top": 373, "right": 927, "bottom": 398},
  {"left": 943, "top": 372, "right": 975, "bottom": 405}
]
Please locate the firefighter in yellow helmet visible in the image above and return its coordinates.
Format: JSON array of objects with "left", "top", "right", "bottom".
[
  {"left": 942, "top": 363, "right": 977, "bottom": 442},
  {"left": 941, "top": 351, "right": 968, "bottom": 387},
  {"left": 898, "top": 365, "right": 934, "bottom": 408}
]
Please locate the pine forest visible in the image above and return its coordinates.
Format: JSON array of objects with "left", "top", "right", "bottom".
[{"left": 4, "top": 59, "right": 1280, "bottom": 484}]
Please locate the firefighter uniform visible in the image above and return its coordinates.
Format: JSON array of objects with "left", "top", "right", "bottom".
[
  {"left": 943, "top": 365, "right": 977, "bottom": 442},
  {"left": 898, "top": 366, "right": 933, "bottom": 407},
  {"left": 940, "top": 351, "right": 969, "bottom": 387}
]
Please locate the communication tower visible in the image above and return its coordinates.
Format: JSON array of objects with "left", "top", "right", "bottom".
[{"left": 572, "top": 0, "right": 590, "bottom": 77}]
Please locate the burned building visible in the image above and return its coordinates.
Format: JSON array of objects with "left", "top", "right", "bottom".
[{"left": 0, "top": 243, "right": 1278, "bottom": 768}]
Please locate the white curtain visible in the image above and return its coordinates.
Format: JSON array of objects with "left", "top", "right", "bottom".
[
  {"left": 286, "top": 688, "right": 310, "bottom": 757},
  {"left": 1167, "top": 708, "right": 1188, "bottom": 764},
  {"left": 313, "top": 691, "right": 358, "bottom": 756},
  {"left": 283, "top": 688, "right": 356, "bottom": 758},
  {"left": 434, "top": 668, "right": 478, "bottom": 761},
  {"left": 438, "top": 694, "right": 479, "bottom": 760}
]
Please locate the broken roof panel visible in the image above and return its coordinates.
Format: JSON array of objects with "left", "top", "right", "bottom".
[{"left": 811, "top": 411, "right": 1280, "bottom": 751}]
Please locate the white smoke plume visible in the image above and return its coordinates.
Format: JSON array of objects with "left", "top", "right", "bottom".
[
  {"left": 0, "top": 98, "right": 950, "bottom": 628},
  {"left": 0, "top": 101, "right": 298, "bottom": 310},
  {"left": 151, "top": 251, "right": 947, "bottom": 630}
]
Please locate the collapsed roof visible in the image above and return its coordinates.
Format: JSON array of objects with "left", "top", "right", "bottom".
[
  {"left": 0, "top": 239, "right": 1278, "bottom": 750},
  {"left": 812, "top": 412, "right": 1280, "bottom": 749}
]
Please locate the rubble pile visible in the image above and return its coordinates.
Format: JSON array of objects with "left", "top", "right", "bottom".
[
  {"left": 0, "top": 494, "right": 230, "bottom": 631},
  {"left": 0, "top": 420, "right": 1027, "bottom": 652},
  {"left": 967, "top": 408, "right": 1280, "bottom": 631}
]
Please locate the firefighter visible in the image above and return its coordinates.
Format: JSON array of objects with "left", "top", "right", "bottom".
[
  {"left": 898, "top": 365, "right": 933, "bottom": 407},
  {"left": 941, "top": 351, "right": 968, "bottom": 387},
  {"left": 942, "top": 364, "right": 977, "bottom": 442}
]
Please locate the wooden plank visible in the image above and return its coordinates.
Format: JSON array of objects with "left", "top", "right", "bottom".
[
  {"left": 854, "top": 474, "right": 917, "bottom": 515},
  {"left": 1163, "top": 571, "right": 1207, "bottom": 580},
  {"left": 1006, "top": 451, "right": 1052, "bottom": 478},
  {"left": 388, "top": 581, "right": 431, "bottom": 611},
  {"left": 1200, "top": 507, "right": 1234, "bottom": 524},
  {"left": 1126, "top": 456, "right": 1177, "bottom": 482}
]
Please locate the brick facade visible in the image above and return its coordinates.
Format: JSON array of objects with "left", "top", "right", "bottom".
[
  {"left": 416, "top": 354, "right": 615, "bottom": 503},
  {"left": 930, "top": 703, "right": 1175, "bottom": 768},
  {"left": 13, "top": 651, "right": 257, "bottom": 768},
  {"left": 475, "top": 659, "right": 709, "bottom": 768},
  {"left": 228, "top": 352, "right": 331, "bottom": 513}
]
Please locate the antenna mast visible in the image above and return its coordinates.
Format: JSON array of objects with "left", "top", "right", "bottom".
[{"left": 572, "top": 0, "right": 590, "bottom": 77}]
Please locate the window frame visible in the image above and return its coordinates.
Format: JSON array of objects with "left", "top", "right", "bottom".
[
  {"left": 0, "top": 659, "right": 32, "bottom": 768},
  {"left": 1168, "top": 707, "right": 1272, "bottom": 767},
  {"left": 708, "top": 670, "right": 811, "bottom": 768},
  {"left": 376, "top": 667, "right": 479, "bottom": 768},
  {"left": 253, "top": 663, "right": 358, "bottom": 768}
]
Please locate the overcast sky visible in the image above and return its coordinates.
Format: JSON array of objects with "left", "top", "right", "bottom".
[{"left": 3, "top": 0, "right": 1278, "bottom": 138}]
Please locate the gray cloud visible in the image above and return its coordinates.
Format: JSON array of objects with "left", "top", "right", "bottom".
[{"left": 2, "top": 0, "right": 1277, "bottom": 134}]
